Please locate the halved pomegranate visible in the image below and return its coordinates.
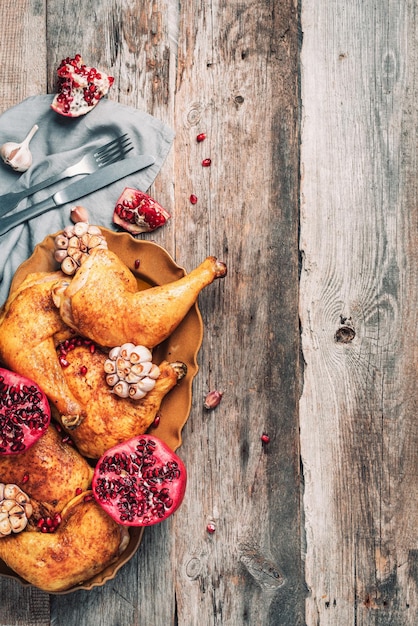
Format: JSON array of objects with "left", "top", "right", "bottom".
[
  {"left": 113, "top": 188, "right": 171, "bottom": 234},
  {"left": 51, "top": 54, "right": 114, "bottom": 117},
  {"left": 0, "top": 368, "right": 51, "bottom": 455},
  {"left": 92, "top": 435, "right": 187, "bottom": 526}
]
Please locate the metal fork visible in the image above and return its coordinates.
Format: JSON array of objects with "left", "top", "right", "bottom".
[{"left": 0, "top": 134, "right": 134, "bottom": 218}]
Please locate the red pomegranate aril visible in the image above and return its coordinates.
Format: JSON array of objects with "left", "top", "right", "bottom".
[
  {"left": 134, "top": 259, "right": 140, "bottom": 269},
  {"left": 0, "top": 368, "right": 50, "bottom": 455},
  {"left": 196, "top": 133, "right": 207, "bottom": 142},
  {"left": 92, "top": 435, "right": 187, "bottom": 527},
  {"left": 79, "top": 365, "right": 88, "bottom": 376},
  {"left": 202, "top": 158, "right": 212, "bottom": 167},
  {"left": 207, "top": 523, "right": 216, "bottom": 534},
  {"left": 22, "top": 472, "right": 29, "bottom": 484},
  {"left": 261, "top": 433, "right": 270, "bottom": 444},
  {"left": 75, "top": 487, "right": 83, "bottom": 496},
  {"left": 190, "top": 194, "right": 198, "bottom": 205}
]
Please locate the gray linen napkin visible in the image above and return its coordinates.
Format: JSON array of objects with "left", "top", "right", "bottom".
[{"left": 0, "top": 95, "right": 174, "bottom": 305}]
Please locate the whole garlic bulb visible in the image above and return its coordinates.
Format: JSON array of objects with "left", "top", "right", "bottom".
[{"left": 0, "top": 124, "right": 39, "bottom": 172}]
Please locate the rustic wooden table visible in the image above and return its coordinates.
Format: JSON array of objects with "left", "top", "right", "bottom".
[{"left": 0, "top": 1, "right": 417, "bottom": 625}]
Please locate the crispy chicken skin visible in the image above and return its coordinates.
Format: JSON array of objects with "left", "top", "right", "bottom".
[
  {"left": 55, "top": 346, "right": 187, "bottom": 458},
  {"left": 0, "top": 493, "right": 130, "bottom": 592},
  {"left": 53, "top": 247, "right": 227, "bottom": 348},
  {"left": 0, "top": 272, "right": 84, "bottom": 423},
  {"left": 0, "top": 425, "right": 93, "bottom": 520}
]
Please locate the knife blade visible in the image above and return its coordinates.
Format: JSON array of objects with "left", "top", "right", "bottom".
[{"left": 0, "top": 154, "right": 155, "bottom": 237}]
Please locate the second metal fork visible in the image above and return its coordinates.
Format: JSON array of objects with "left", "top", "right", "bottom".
[{"left": 0, "top": 134, "right": 133, "bottom": 218}]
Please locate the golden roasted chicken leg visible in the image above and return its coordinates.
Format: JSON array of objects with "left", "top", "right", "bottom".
[
  {"left": 0, "top": 272, "right": 84, "bottom": 424},
  {"left": 0, "top": 492, "right": 130, "bottom": 592},
  {"left": 53, "top": 247, "right": 227, "bottom": 348}
]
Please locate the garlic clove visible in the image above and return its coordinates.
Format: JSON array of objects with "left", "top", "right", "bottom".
[{"left": 0, "top": 124, "right": 39, "bottom": 172}]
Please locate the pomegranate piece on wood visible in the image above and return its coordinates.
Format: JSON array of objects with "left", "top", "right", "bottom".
[
  {"left": 113, "top": 187, "right": 171, "bottom": 234},
  {"left": 51, "top": 54, "right": 114, "bottom": 117}
]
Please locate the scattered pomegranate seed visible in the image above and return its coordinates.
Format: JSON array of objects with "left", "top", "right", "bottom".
[
  {"left": 79, "top": 365, "right": 88, "bottom": 376},
  {"left": 196, "top": 133, "right": 206, "bottom": 142},
  {"left": 134, "top": 259, "right": 140, "bottom": 269},
  {"left": 202, "top": 158, "right": 212, "bottom": 167},
  {"left": 152, "top": 414, "right": 161, "bottom": 428},
  {"left": 204, "top": 390, "right": 223, "bottom": 409},
  {"left": 75, "top": 487, "right": 83, "bottom": 496},
  {"left": 190, "top": 194, "right": 198, "bottom": 205},
  {"left": 206, "top": 523, "right": 216, "bottom": 534},
  {"left": 83, "top": 494, "right": 94, "bottom": 502},
  {"left": 22, "top": 472, "right": 29, "bottom": 484},
  {"left": 261, "top": 433, "right": 270, "bottom": 444}
]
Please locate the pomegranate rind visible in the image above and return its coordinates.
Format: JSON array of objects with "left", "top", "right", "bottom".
[
  {"left": 0, "top": 367, "right": 51, "bottom": 456},
  {"left": 113, "top": 188, "right": 171, "bottom": 234},
  {"left": 50, "top": 54, "right": 114, "bottom": 118},
  {"left": 92, "top": 435, "right": 187, "bottom": 526}
]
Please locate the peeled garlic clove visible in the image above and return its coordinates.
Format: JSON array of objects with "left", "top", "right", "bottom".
[
  {"left": 137, "top": 377, "right": 156, "bottom": 393},
  {"left": 113, "top": 380, "right": 130, "bottom": 398},
  {"left": 61, "top": 256, "right": 78, "bottom": 275},
  {"left": 0, "top": 124, "right": 39, "bottom": 172},
  {"left": 129, "top": 385, "right": 147, "bottom": 400},
  {"left": 129, "top": 345, "right": 153, "bottom": 364},
  {"left": 104, "top": 359, "right": 117, "bottom": 374}
]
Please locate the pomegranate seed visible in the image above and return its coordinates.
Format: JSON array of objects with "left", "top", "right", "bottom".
[
  {"left": 261, "top": 433, "right": 270, "bottom": 444},
  {"left": 207, "top": 523, "right": 216, "bottom": 534},
  {"left": 134, "top": 259, "right": 140, "bottom": 269},
  {"left": 83, "top": 494, "right": 94, "bottom": 502},
  {"left": 79, "top": 365, "right": 88, "bottom": 375},
  {"left": 202, "top": 158, "right": 212, "bottom": 167},
  {"left": 22, "top": 472, "right": 29, "bottom": 484},
  {"left": 152, "top": 414, "right": 161, "bottom": 428},
  {"left": 196, "top": 133, "right": 206, "bottom": 142},
  {"left": 75, "top": 487, "right": 83, "bottom": 496},
  {"left": 190, "top": 194, "right": 198, "bottom": 205}
]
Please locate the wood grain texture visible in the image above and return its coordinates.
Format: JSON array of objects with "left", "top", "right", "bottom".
[
  {"left": 0, "top": 1, "right": 301, "bottom": 625},
  {"left": 300, "top": 0, "right": 418, "bottom": 624}
]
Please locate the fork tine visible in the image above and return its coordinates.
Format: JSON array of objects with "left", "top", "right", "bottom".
[
  {"left": 97, "top": 144, "right": 134, "bottom": 167},
  {"left": 94, "top": 137, "right": 133, "bottom": 164},
  {"left": 93, "top": 134, "right": 130, "bottom": 158}
]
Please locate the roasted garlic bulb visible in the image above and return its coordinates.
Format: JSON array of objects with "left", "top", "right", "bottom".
[
  {"left": 0, "top": 483, "right": 33, "bottom": 537},
  {"left": 54, "top": 222, "right": 107, "bottom": 275},
  {"left": 104, "top": 343, "right": 160, "bottom": 400}
]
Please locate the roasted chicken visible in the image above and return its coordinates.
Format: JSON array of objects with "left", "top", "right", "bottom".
[
  {"left": 52, "top": 247, "right": 227, "bottom": 348},
  {"left": 0, "top": 492, "right": 130, "bottom": 592},
  {"left": 54, "top": 345, "right": 187, "bottom": 458},
  {"left": 0, "top": 425, "right": 93, "bottom": 520},
  {"left": 0, "top": 271, "right": 84, "bottom": 424}
]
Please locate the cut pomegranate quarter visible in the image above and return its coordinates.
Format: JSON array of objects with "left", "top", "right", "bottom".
[
  {"left": 0, "top": 368, "right": 50, "bottom": 455},
  {"left": 51, "top": 54, "right": 114, "bottom": 117},
  {"left": 92, "top": 435, "right": 187, "bottom": 526},
  {"left": 113, "top": 188, "right": 171, "bottom": 234}
]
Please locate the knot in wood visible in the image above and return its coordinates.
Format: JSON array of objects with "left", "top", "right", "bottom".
[{"left": 335, "top": 316, "right": 355, "bottom": 343}]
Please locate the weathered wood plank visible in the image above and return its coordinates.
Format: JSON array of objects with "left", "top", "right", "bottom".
[
  {"left": 0, "top": 0, "right": 46, "bottom": 115},
  {"left": 300, "top": 0, "right": 418, "bottom": 623},
  {"left": 0, "top": 0, "right": 301, "bottom": 624},
  {"left": 171, "top": 1, "right": 302, "bottom": 624}
]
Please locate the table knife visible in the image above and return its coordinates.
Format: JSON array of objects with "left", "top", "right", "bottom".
[{"left": 0, "top": 154, "right": 155, "bottom": 236}]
